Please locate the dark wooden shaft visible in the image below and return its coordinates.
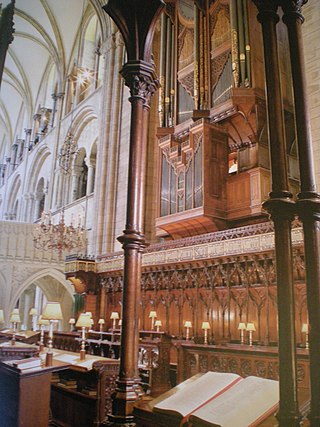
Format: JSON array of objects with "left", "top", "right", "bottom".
[
  {"left": 108, "top": 61, "right": 160, "bottom": 426},
  {"left": 0, "top": 1, "right": 15, "bottom": 89},
  {"left": 281, "top": 3, "right": 320, "bottom": 425},
  {"left": 101, "top": 2, "right": 164, "bottom": 424},
  {"left": 254, "top": 2, "right": 301, "bottom": 425}
]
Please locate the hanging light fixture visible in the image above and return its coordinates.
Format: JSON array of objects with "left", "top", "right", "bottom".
[
  {"left": 58, "top": 131, "right": 79, "bottom": 173},
  {"left": 33, "top": 210, "right": 85, "bottom": 259}
]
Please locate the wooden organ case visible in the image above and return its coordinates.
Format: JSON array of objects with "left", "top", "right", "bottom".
[{"left": 155, "top": 0, "right": 300, "bottom": 239}]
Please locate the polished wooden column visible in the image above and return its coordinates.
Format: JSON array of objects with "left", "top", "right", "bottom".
[
  {"left": 0, "top": 0, "right": 15, "bottom": 89},
  {"left": 102, "top": 1, "right": 164, "bottom": 425},
  {"left": 281, "top": 2, "right": 320, "bottom": 425},
  {"left": 252, "top": 1, "right": 301, "bottom": 426}
]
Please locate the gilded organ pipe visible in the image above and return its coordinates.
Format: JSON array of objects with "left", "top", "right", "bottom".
[
  {"left": 199, "top": 9, "right": 205, "bottom": 109},
  {"left": 194, "top": 1, "right": 200, "bottom": 109},
  {"left": 170, "top": 20, "right": 175, "bottom": 126},
  {"left": 230, "top": 0, "right": 239, "bottom": 87},
  {"left": 159, "top": 13, "right": 167, "bottom": 127},
  {"left": 165, "top": 16, "right": 172, "bottom": 127},
  {"left": 243, "top": 0, "right": 251, "bottom": 86},
  {"left": 203, "top": 7, "right": 209, "bottom": 109},
  {"left": 237, "top": 0, "right": 246, "bottom": 86}
]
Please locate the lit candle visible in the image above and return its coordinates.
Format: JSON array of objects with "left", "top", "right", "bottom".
[{"left": 184, "top": 321, "right": 192, "bottom": 340}]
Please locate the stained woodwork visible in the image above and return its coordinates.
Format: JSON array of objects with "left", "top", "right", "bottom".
[
  {"left": 50, "top": 359, "right": 119, "bottom": 427},
  {"left": 0, "top": 361, "right": 63, "bottom": 427}
]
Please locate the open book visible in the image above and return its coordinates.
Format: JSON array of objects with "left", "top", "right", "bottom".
[{"left": 153, "top": 371, "right": 279, "bottom": 427}]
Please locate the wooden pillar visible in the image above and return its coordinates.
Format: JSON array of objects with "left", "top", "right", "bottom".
[
  {"left": 252, "top": 1, "right": 301, "bottom": 426},
  {"left": 280, "top": 2, "right": 320, "bottom": 425},
  {"left": 0, "top": 1, "right": 15, "bottom": 88},
  {"left": 102, "top": 1, "right": 164, "bottom": 425}
]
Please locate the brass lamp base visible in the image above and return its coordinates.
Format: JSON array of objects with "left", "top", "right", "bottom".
[
  {"left": 45, "top": 352, "right": 53, "bottom": 366},
  {"left": 80, "top": 349, "right": 86, "bottom": 360}
]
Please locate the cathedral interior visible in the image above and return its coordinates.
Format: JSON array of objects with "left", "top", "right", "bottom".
[{"left": 0, "top": 0, "right": 320, "bottom": 426}]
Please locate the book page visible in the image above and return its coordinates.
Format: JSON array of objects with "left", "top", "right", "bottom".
[
  {"left": 190, "top": 376, "right": 279, "bottom": 427},
  {"left": 54, "top": 354, "right": 79, "bottom": 363},
  {"left": 153, "top": 371, "right": 241, "bottom": 418}
]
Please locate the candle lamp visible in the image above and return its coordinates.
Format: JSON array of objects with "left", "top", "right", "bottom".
[
  {"left": 9, "top": 308, "right": 21, "bottom": 346},
  {"left": 42, "top": 302, "right": 63, "bottom": 366},
  {"left": 38, "top": 316, "right": 49, "bottom": 351},
  {"left": 69, "top": 317, "right": 76, "bottom": 332},
  {"left": 184, "top": 321, "right": 192, "bottom": 340},
  {"left": 98, "top": 318, "right": 105, "bottom": 332},
  {"left": 238, "top": 322, "right": 246, "bottom": 345},
  {"left": 110, "top": 312, "right": 119, "bottom": 330},
  {"left": 155, "top": 320, "right": 162, "bottom": 332},
  {"left": 149, "top": 310, "right": 157, "bottom": 330},
  {"left": 246, "top": 322, "right": 256, "bottom": 346},
  {"left": 201, "top": 321, "right": 210, "bottom": 344},
  {"left": 76, "top": 313, "right": 92, "bottom": 360},
  {"left": 301, "top": 323, "right": 309, "bottom": 349},
  {"left": 85, "top": 312, "right": 94, "bottom": 330},
  {"left": 29, "top": 307, "right": 38, "bottom": 331}
]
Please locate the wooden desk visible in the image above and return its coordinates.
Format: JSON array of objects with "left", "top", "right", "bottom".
[
  {"left": 176, "top": 342, "right": 310, "bottom": 390},
  {"left": 45, "top": 348, "right": 119, "bottom": 427},
  {"left": 0, "top": 360, "right": 66, "bottom": 427},
  {"left": 0, "top": 341, "right": 39, "bottom": 361},
  {"left": 0, "top": 329, "right": 40, "bottom": 344},
  {"left": 133, "top": 384, "right": 310, "bottom": 427}
]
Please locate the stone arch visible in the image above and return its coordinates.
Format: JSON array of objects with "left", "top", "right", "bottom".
[
  {"left": 6, "top": 174, "right": 21, "bottom": 220},
  {"left": 26, "top": 144, "right": 51, "bottom": 193},
  {"left": 9, "top": 268, "right": 74, "bottom": 330}
]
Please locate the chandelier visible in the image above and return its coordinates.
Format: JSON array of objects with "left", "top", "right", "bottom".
[
  {"left": 33, "top": 210, "right": 85, "bottom": 259},
  {"left": 58, "top": 131, "right": 79, "bottom": 173}
]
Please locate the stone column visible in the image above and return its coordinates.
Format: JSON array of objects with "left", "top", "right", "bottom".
[
  {"left": 281, "top": 1, "right": 320, "bottom": 425},
  {"left": 71, "top": 165, "right": 82, "bottom": 202},
  {"left": 94, "top": 34, "right": 116, "bottom": 256},
  {"left": 86, "top": 162, "right": 96, "bottom": 195},
  {"left": 253, "top": 1, "right": 301, "bottom": 426}
]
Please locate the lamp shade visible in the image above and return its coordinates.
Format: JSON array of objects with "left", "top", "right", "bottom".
[
  {"left": 10, "top": 311, "right": 21, "bottom": 323},
  {"left": 29, "top": 307, "right": 38, "bottom": 316},
  {"left": 76, "top": 313, "right": 92, "bottom": 328},
  {"left": 149, "top": 310, "right": 157, "bottom": 318},
  {"left": 69, "top": 318, "right": 76, "bottom": 325},
  {"left": 0, "top": 309, "right": 4, "bottom": 323},
  {"left": 85, "top": 312, "right": 93, "bottom": 318},
  {"left": 184, "top": 321, "right": 192, "bottom": 328},
  {"left": 38, "top": 316, "right": 49, "bottom": 326},
  {"left": 12, "top": 308, "right": 19, "bottom": 315},
  {"left": 98, "top": 318, "right": 105, "bottom": 325},
  {"left": 201, "top": 321, "right": 210, "bottom": 330},
  {"left": 301, "top": 323, "right": 309, "bottom": 333},
  {"left": 42, "top": 302, "right": 63, "bottom": 321},
  {"left": 118, "top": 319, "right": 122, "bottom": 326},
  {"left": 155, "top": 320, "right": 162, "bottom": 327},
  {"left": 246, "top": 322, "right": 256, "bottom": 332},
  {"left": 110, "top": 312, "right": 119, "bottom": 320},
  {"left": 238, "top": 322, "right": 246, "bottom": 330}
]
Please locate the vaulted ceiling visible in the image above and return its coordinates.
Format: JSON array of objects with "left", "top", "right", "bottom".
[{"left": 0, "top": 0, "right": 110, "bottom": 150}]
